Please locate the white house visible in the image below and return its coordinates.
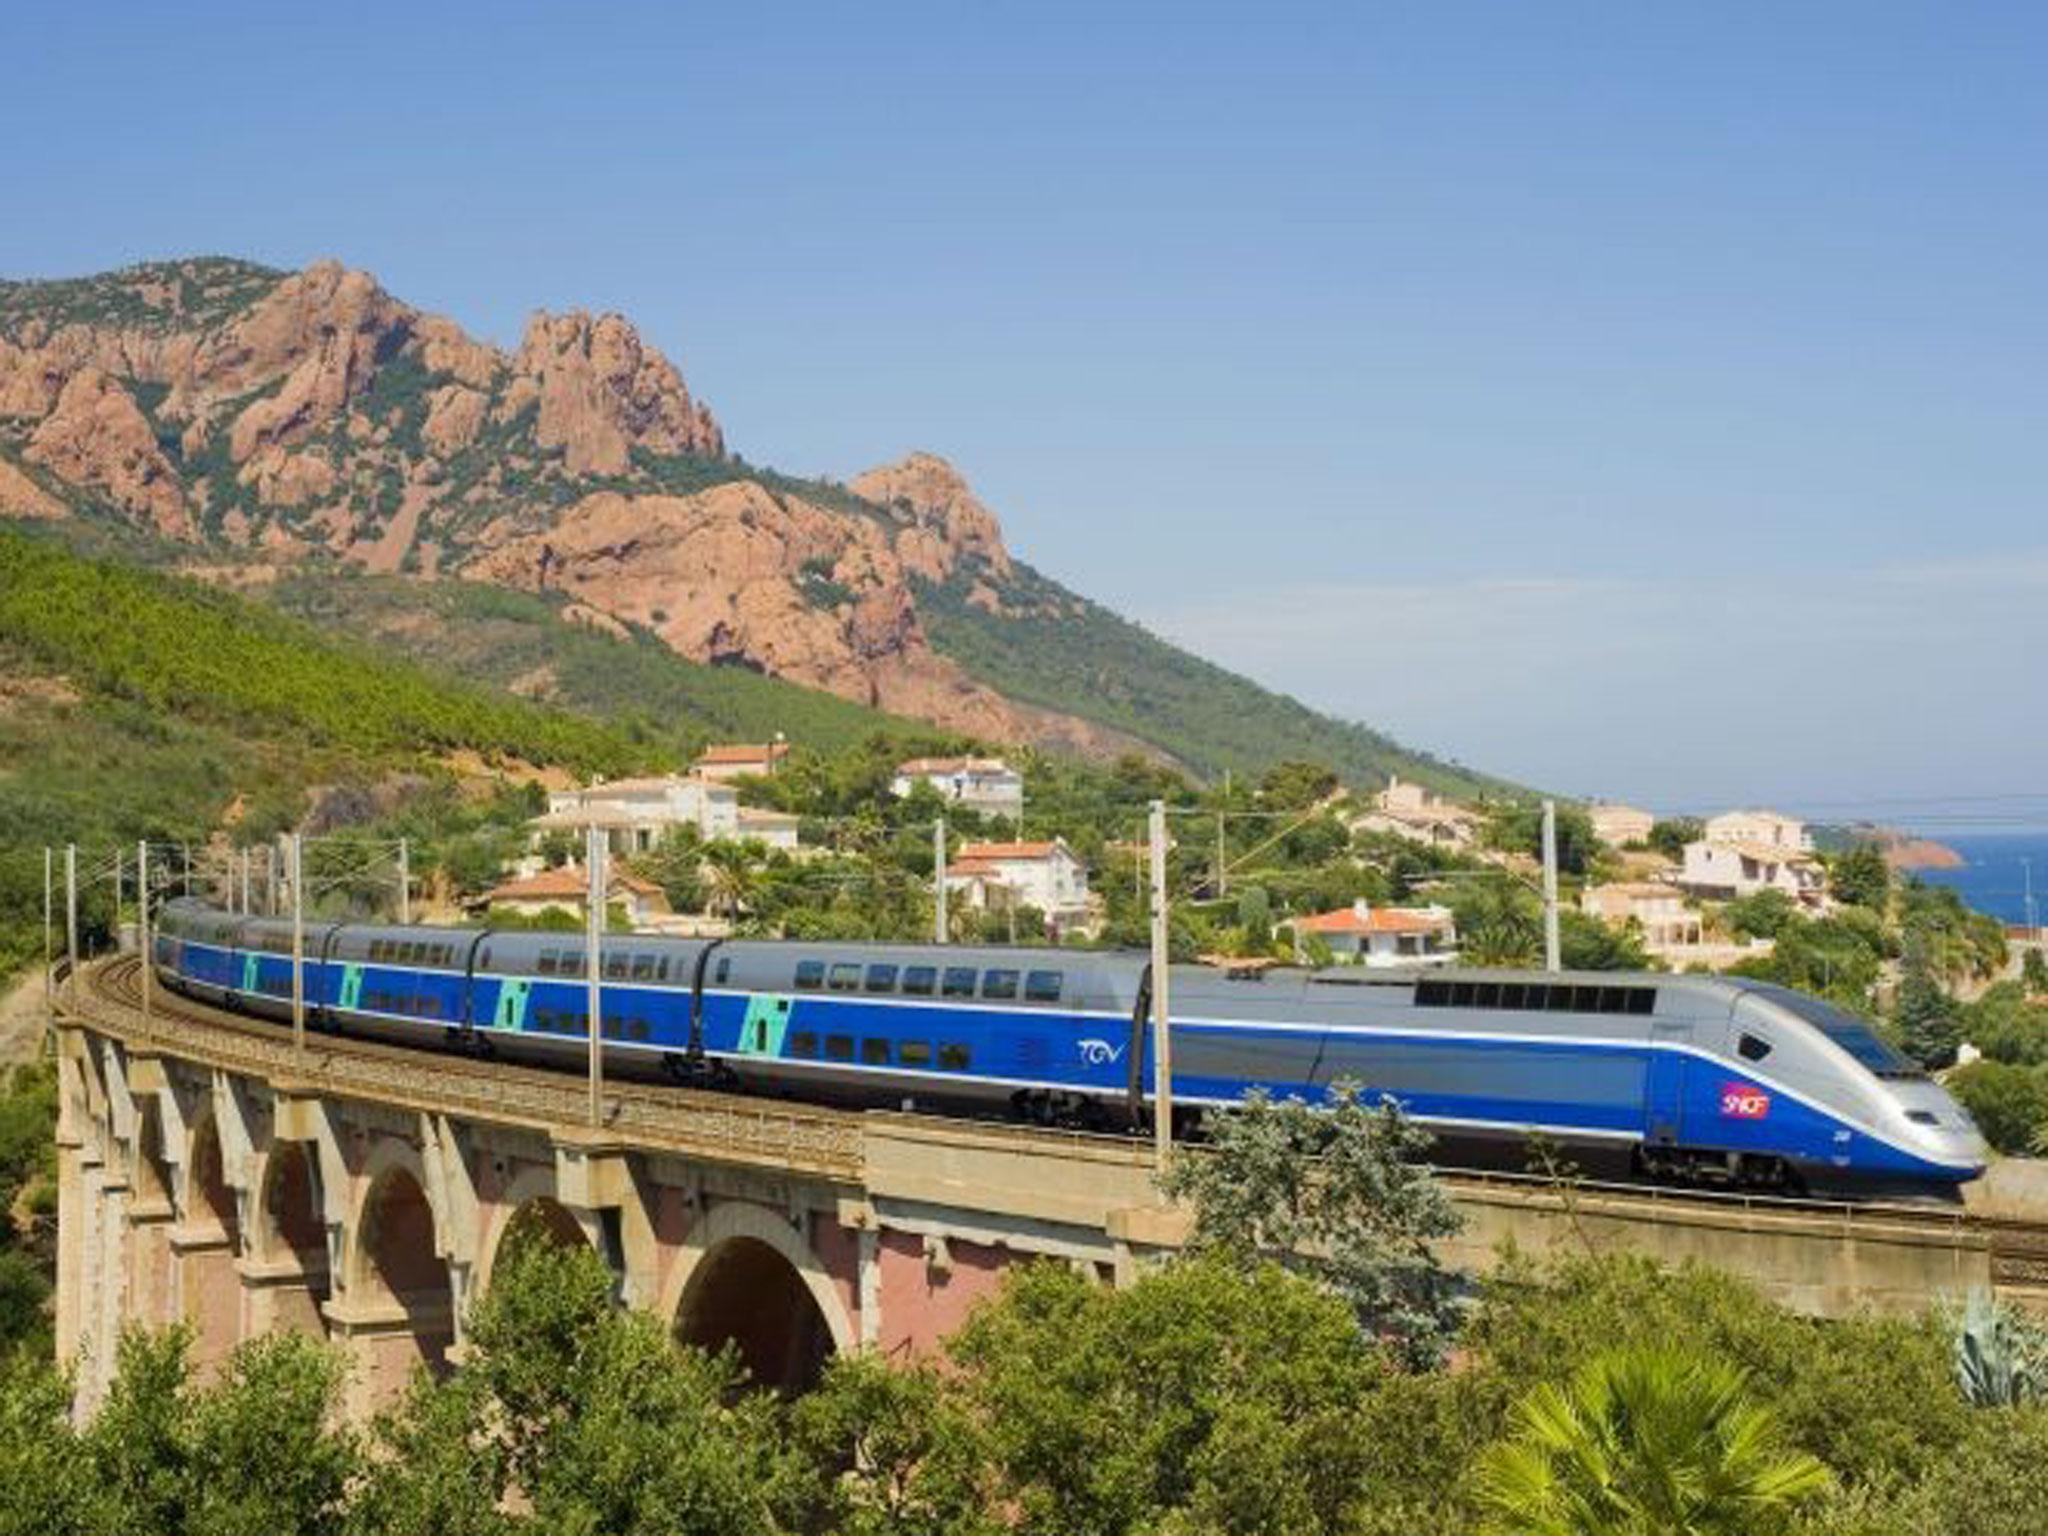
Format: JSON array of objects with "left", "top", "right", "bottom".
[
  {"left": 1704, "top": 809, "right": 1811, "bottom": 852},
  {"left": 1349, "top": 776, "right": 1481, "bottom": 851},
  {"left": 1580, "top": 882, "right": 1703, "bottom": 953},
  {"left": 892, "top": 756, "right": 1025, "bottom": 818},
  {"left": 482, "top": 865, "right": 671, "bottom": 926},
  {"left": 1588, "top": 803, "right": 1657, "bottom": 849},
  {"left": 943, "top": 839, "right": 1090, "bottom": 924},
  {"left": 535, "top": 775, "right": 742, "bottom": 854},
  {"left": 691, "top": 741, "right": 790, "bottom": 783},
  {"left": 1680, "top": 839, "right": 1826, "bottom": 905},
  {"left": 1286, "top": 900, "right": 1459, "bottom": 967},
  {"left": 735, "top": 806, "right": 802, "bottom": 851}
]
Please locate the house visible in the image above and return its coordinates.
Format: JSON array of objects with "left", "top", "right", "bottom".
[
  {"left": 692, "top": 741, "right": 790, "bottom": 782},
  {"left": 1580, "top": 882, "right": 1703, "bottom": 953},
  {"left": 1704, "top": 809, "right": 1811, "bottom": 852},
  {"left": 891, "top": 756, "right": 1025, "bottom": 818},
  {"left": 1588, "top": 803, "right": 1656, "bottom": 849},
  {"left": 483, "top": 865, "right": 671, "bottom": 926},
  {"left": 1679, "top": 839, "right": 1826, "bottom": 905},
  {"left": 1348, "top": 776, "right": 1481, "bottom": 851},
  {"left": 1285, "top": 900, "right": 1459, "bottom": 968},
  {"left": 534, "top": 775, "right": 741, "bottom": 854},
  {"left": 735, "top": 806, "right": 802, "bottom": 851},
  {"left": 943, "top": 839, "right": 1090, "bottom": 924}
]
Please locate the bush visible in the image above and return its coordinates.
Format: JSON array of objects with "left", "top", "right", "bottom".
[{"left": 1946, "top": 1061, "right": 2048, "bottom": 1154}]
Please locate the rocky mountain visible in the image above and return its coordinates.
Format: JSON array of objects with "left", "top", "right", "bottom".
[{"left": 0, "top": 257, "right": 1502, "bottom": 794}]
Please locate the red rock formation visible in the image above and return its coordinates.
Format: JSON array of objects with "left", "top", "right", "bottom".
[
  {"left": 851, "top": 450, "right": 1015, "bottom": 583},
  {"left": 24, "top": 368, "right": 190, "bottom": 536},
  {"left": 514, "top": 311, "right": 723, "bottom": 475}
]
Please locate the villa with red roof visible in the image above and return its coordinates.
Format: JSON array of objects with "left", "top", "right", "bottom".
[
  {"left": 1285, "top": 900, "right": 1459, "bottom": 968},
  {"left": 942, "top": 837, "right": 1091, "bottom": 926}
]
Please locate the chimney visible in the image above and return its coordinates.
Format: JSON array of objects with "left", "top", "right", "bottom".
[{"left": 1353, "top": 898, "right": 1372, "bottom": 920}]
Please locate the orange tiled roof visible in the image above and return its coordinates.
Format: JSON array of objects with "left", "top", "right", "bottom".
[
  {"left": 485, "top": 866, "right": 661, "bottom": 902},
  {"left": 956, "top": 840, "right": 1063, "bottom": 861},
  {"left": 695, "top": 743, "right": 789, "bottom": 766},
  {"left": 1291, "top": 906, "right": 1451, "bottom": 937}
]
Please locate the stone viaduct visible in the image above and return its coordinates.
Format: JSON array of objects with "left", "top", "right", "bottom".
[{"left": 50, "top": 958, "right": 2048, "bottom": 1417}]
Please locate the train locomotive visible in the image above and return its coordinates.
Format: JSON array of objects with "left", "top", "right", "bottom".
[{"left": 152, "top": 898, "right": 1988, "bottom": 1195}]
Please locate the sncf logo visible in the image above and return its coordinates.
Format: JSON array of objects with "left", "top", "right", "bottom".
[{"left": 1720, "top": 1084, "right": 1772, "bottom": 1120}]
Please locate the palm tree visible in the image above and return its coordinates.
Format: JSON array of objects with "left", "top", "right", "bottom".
[
  {"left": 1475, "top": 1347, "right": 1830, "bottom": 1536},
  {"left": 700, "top": 839, "right": 764, "bottom": 922}
]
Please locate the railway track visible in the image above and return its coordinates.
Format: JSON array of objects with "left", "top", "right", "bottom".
[{"left": 67, "top": 956, "right": 2048, "bottom": 1258}]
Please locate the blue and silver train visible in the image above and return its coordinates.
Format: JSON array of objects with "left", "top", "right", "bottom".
[{"left": 152, "top": 899, "right": 1988, "bottom": 1194}]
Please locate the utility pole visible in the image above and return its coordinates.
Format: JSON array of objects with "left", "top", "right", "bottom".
[
  {"left": 64, "top": 844, "right": 79, "bottom": 1012},
  {"left": 42, "top": 848, "right": 53, "bottom": 1042},
  {"left": 2025, "top": 857, "right": 2038, "bottom": 938},
  {"left": 933, "top": 815, "right": 948, "bottom": 944},
  {"left": 238, "top": 847, "right": 250, "bottom": 916},
  {"left": 586, "top": 828, "right": 606, "bottom": 1129},
  {"left": 137, "top": 841, "right": 153, "bottom": 1029},
  {"left": 1541, "top": 799, "right": 1562, "bottom": 973},
  {"left": 1149, "top": 799, "right": 1174, "bottom": 1175},
  {"left": 289, "top": 833, "right": 306, "bottom": 1060},
  {"left": 397, "top": 837, "right": 411, "bottom": 925}
]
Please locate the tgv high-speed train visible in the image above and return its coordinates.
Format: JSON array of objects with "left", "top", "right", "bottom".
[{"left": 152, "top": 899, "right": 1988, "bottom": 1194}]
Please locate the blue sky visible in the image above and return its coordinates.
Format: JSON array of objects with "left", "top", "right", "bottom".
[{"left": 6, "top": 3, "right": 2045, "bottom": 818}]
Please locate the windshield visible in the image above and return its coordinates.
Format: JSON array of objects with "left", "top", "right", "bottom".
[{"left": 1744, "top": 984, "right": 1923, "bottom": 1079}]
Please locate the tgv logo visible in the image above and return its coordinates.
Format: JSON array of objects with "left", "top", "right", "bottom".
[{"left": 1077, "top": 1038, "right": 1124, "bottom": 1067}]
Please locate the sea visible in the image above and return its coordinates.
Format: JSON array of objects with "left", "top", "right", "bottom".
[{"left": 1910, "top": 832, "right": 2048, "bottom": 928}]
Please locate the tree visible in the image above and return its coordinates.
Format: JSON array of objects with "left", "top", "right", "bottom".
[
  {"left": 1560, "top": 909, "right": 1650, "bottom": 971},
  {"left": 945, "top": 1257, "right": 1395, "bottom": 1536},
  {"left": 1948, "top": 1062, "right": 2048, "bottom": 1154},
  {"left": 2025, "top": 948, "right": 2048, "bottom": 998},
  {"left": 1160, "top": 1078, "right": 1462, "bottom": 1367},
  {"left": 1642, "top": 817, "right": 1701, "bottom": 861},
  {"left": 1452, "top": 879, "right": 1543, "bottom": 968},
  {"left": 1897, "top": 937, "right": 1962, "bottom": 1070},
  {"left": 1829, "top": 843, "right": 1892, "bottom": 911},
  {"left": 1485, "top": 803, "right": 1599, "bottom": 877},
  {"left": 701, "top": 838, "right": 766, "bottom": 921},
  {"left": 1475, "top": 1347, "right": 1830, "bottom": 1536},
  {"left": 1723, "top": 888, "right": 1801, "bottom": 941}
]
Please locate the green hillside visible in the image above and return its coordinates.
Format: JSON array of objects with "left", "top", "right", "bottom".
[
  {"left": 918, "top": 560, "right": 1510, "bottom": 799},
  {"left": 260, "top": 570, "right": 902, "bottom": 756}
]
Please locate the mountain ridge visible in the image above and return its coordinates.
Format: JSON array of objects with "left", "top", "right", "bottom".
[{"left": 0, "top": 256, "right": 1508, "bottom": 797}]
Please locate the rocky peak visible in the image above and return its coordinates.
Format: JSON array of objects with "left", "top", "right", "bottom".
[
  {"left": 849, "top": 450, "right": 1014, "bottom": 585},
  {"left": 513, "top": 310, "right": 723, "bottom": 476}
]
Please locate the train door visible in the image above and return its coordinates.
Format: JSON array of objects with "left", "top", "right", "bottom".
[{"left": 1644, "top": 1023, "right": 1689, "bottom": 1145}]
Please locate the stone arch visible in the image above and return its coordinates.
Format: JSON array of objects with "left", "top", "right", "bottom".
[
  {"left": 253, "top": 1143, "right": 331, "bottom": 1336},
  {"left": 179, "top": 1108, "right": 244, "bottom": 1369},
  {"left": 349, "top": 1158, "right": 455, "bottom": 1375},
  {"left": 123, "top": 1097, "right": 179, "bottom": 1328},
  {"left": 474, "top": 1168, "right": 597, "bottom": 1300},
  {"left": 662, "top": 1202, "right": 853, "bottom": 1395}
]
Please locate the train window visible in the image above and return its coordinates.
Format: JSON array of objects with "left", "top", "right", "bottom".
[
  {"left": 789, "top": 1031, "right": 818, "bottom": 1059},
  {"left": 982, "top": 969, "right": 1020, "bottom": 1000},
  {"left": 1025, "top": 970, "right": 1064, "bottom": 1003},
  {"left": 900, "top": 1040, "right": 932, "bottom": 1067},
  {"left": 861, "top": 1038, "right": 892, "bottom": 1066},
  {"left": 632, "top": 1019, "right": 651, "bottom": 1042},
  {"left": 1496, "top": 984, "right": 1525, "bottom": 1010},
  {"left": 1449, "top": 981, "right": 1476, "bottom": 1007},
  {"left": 479, "top": 947, "right": 493, "bottom": 969},
  {"left": 938, "top": 1042, "right": 972, "bottom": 1070},
  {"left": 1473, "top": 982, "right": 1501, "bottom": 1008},
  {"left": 537, "top": 951, "right": 559, "bottom": 977},
  {"left": 828, "top": 962, "right": 862, "bottom": 993},
  {"left": 866, "top": 964, "right": 899, "bottom": 994},
  {"left": 714, "top": 956, "right": 730, "bottom": 985},
  {"left": 369, "top": 940, "right": 386, "bottom": 962},
  {"left": 943, "top": 967, "right": 978, "bottom": 998},
  {"left": 1625, "top": 988, "right": 1657, "bottom": 1016},
  {"left": 1738, "top": 1033, "right": 1772, "bottom": 1062},
  {"left": 1907, "top": 1109, "right": 1939, "bottom": 1126},
  {"left": 1415, "top": 980, "right": 1449, "bottom": 1007},
  {"left": 630, "top": 954, "right": 656, "bottom": 981},
  {"left": 795, "top": 960, "right": 825, "bottom": 991},
  {"left": 1598, "top": 988, "right": 1628, "bottom": 1014},
  {"left": 1545, "top": 986, "right": 1575, "bottom": 1012},
  {"left": 902, "top": 966, "right": 937, "bottom": 996},
  {"left": 824, "top": 1034, "right": 855, "bottom": 1062},
  {"left": 658, "top": 956, "right": 673, "bottom": 982}
]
